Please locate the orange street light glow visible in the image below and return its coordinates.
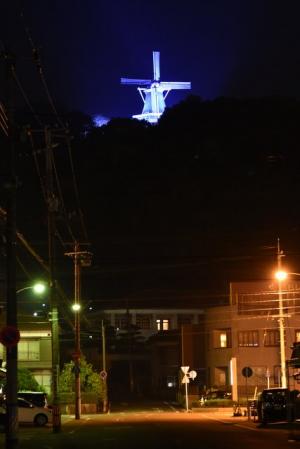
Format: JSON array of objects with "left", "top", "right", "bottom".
[{"left": 275, "top": 270, "right": 288, "bottom": 281}]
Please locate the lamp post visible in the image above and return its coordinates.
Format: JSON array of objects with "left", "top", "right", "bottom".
[
  {"left": 65, "top": 242, "right": 92, "bottom": 420},
  {"left": 72, "top": 302, "right": 81, "bottom": 419},
  {"left": 275, "top": 242, "right": 287, "bottom": 388},
  {"left": 16, "top": 282, "right": 46, "bottom": 295}
]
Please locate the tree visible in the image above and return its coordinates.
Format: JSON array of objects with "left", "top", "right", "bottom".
[
  {"left": 59, "top": 356, "right": 104, "bottom": 396},
  {"left": 17, "top": 368, "right": 42, "bottom": 391}
]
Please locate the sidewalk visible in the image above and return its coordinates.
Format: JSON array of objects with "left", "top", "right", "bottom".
[{"left": 191, "top": 406, "right": 258, "bottom": 427}]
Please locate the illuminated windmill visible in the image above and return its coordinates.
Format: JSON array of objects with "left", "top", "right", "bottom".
[{"left": 121, "top": 51, "right": 191, "bottom": 124}]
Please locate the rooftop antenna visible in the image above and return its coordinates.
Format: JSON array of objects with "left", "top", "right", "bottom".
[{"left": 121, "top": 51, "right": 191, "bottom": 124}]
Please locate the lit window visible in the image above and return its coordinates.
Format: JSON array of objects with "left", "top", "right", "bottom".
[
  {"left": 156, "top": 319, "right": 170, "bottom": 331},
  {"left": 213, "top": 329, "right": 231, "bottom": 348},
  {"left": 220, "top": 333, "right": 227, "bottom": 348},
  {"left": 162, "top": 320, "right": 169, "bottom": 330},
  {"left": 18, "top": 340, "right": 40, "bottom": 361},
  {"left": 295, "top": 330, "right": 300, "bottom": 342}
]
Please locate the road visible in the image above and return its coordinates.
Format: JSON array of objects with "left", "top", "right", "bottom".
[{"left": 0, "top": 401, "right": 299, "bottom": 449}]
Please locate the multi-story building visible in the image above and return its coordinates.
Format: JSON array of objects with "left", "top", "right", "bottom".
[
  {"left": 2, "top": 278, "right": 300, "bottom": 404},
  {"left": 84, "top": 307, "right": 204, "bottom": 400},
  {"left": 204, "top": 280, "right": 300, "bottom": 400},
  {"left": 0, "top": 311, "right": 52, "bottom": 394}
]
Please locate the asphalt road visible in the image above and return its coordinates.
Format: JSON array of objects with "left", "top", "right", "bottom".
[{"left": 0, "top": 402, "right": 299, "bottom": 449}]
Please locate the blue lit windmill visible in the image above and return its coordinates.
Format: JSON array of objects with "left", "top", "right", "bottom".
[{"left": 121, "top": 51, "right": 191, "bottom": 124}]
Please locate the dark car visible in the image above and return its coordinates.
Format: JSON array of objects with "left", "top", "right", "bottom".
[
  {"left": 257, "top": 388, "right": 300, "bottom": 424},
  {"left": 204, "top": 389, "right": 232, "bottom": 400}
]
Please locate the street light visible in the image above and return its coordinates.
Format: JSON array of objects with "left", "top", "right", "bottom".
[
  {"left": 72, "top": 302, "right": 81, "bottom": 419},
  {"left": 72, "top": 303, "right": 81, "bottom": 312},
  {"left": 16, "top": 282, "right": 47, "bottom": 295},
  {"left": 275, "top": 271, "right": 288, "bottom": 282},
  {"left": 275, "top": 241, "right": 288, "bottom": 389}
]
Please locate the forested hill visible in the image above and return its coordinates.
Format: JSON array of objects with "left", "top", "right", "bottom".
[
  {"left": 68, "top": 95, "right": 300, "bottom": 298},
  {"left": 3, "top": 95, "right": 300, "bottom": 305}
]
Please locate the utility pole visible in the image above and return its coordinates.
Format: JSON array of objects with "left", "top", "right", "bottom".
[
  {"left": 45, "top": 127, "right": 61, "bottom": 432},
  {"left": 101, "top": 320, "right": 108, "bottom": 413},
  {"left": 65, "top": 243, "right": 92, "bottom": 420},
  {"left": 277, "top": 238, "right": 287, "bottom": 388},
  {"left": 3, "top": 49, "right": 19, "bottom": 449}
]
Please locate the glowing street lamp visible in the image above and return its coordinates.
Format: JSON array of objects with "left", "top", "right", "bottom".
[
  {"left": 72, "top": 303, "right": 81, "bottom": 312},
  {"left": 17, "top": 282, "right": 47, "bottom": 295},
  {"left": 275, "top": 270, "right": 288, "bottom": 282}
]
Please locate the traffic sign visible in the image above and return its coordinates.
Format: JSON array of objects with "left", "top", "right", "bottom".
[
  {"left": 189, "top": 370, "right": 197, "bottom": 380},
  {"left": 100, "top": 370, "right": 107, "bottom": 380},
  {"left": 181, "top": 366, "right": 190, "bottom": 374},
  {"left": 0, "top": 326, "right": 20, "bottom": 347},
  {"left": 181, "top": 375, "right": 190, "bottom": 384},
  {"left": 242, "top": 366, "right": 253, "bottom": 378}
]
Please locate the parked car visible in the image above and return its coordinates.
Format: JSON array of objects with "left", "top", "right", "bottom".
[
  {"left": 0, "top": 397, "right": 52, "bottom": 427},
  {"left": 17, "top": 391, "right": 48, "bottom": 408},
  {"left": 257, "top": 388, "right": 300, "bottom": 424},
  {"left": 204, "top": 389, "right": 232, "bottom": 400}
]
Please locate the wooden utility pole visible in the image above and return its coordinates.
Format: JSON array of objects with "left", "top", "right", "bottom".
[
  {"left": 3, "top": 49, "right": 19, "bottom": 449},
  {"left": 277, "top": 239, "right": 287, "bottom": 388},
  {"left": 101, "top": 320, "right": 108, "bottom": 413},
  {"left": 65, "top": 243, "right": 92, "bottom": 419},
  {"left": 45, "top": 127, "right": 61, "bottom": 432}
]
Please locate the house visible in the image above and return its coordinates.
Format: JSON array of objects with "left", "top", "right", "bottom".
[{"left": 0, "top": 310, "right": 52, "bottom": 394}]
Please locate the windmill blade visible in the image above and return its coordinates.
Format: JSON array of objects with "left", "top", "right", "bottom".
[
  {"left": 153, "top": 51, "right": 160, "bottom": 81},
  {"left": 121, "top": 78, "right": 151, "bottom": 86},
  {"left": 160, "top": 81, "right": 191, "bottom": 90}
]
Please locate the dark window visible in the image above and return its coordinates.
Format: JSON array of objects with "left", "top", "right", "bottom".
[
  {"left": 115, "top": 315, "right": 130, "bottom": 330},
  {"left": 136, "top": 315, "right": 151, "bottom": 329},
  {"left": 238, "top": 330, "right": 259, "bottom": 347},
  {"left": 264, "top": 330, "right": 280, "bottom": 346},
  {"left": 178, "top": 315, "right": 192, "bottom": 327}
]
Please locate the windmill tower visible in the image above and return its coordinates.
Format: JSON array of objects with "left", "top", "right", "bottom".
[{"left": 121, "top": 51, "right": 191, "bottom": 124}]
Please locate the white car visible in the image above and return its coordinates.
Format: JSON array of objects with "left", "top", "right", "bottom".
[{"left": 0, "top": 398, "right": 52, "bottom": 427}]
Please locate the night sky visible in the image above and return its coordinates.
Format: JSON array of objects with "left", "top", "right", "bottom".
[
  {"left": 2, "top": 1, "right": 300, "bottom": 309},
  {"left": 2, "top": 0, "right": 300, "bottom": 119}
]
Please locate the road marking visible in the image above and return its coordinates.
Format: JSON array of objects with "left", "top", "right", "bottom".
[{"left": 234, "top": 423, "right": 258, "bottom": 431}]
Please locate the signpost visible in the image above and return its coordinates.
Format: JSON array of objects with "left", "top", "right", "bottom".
[
  {"left": 181, "top": 366, "right": 197, "bottom": 412},
  {"left": 242, "top": 366, "right": 253, "bottom": 421}
]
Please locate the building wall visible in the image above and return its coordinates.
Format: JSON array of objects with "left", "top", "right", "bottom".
[
  {"left": 0, "top": 326, "right": 52, "bottom": 394},
  {"left": 204, "top": 281, "right": 300, "bottom": 399},
  {"left": 95, "top": 308, "right": 204, "bottom": 399}
]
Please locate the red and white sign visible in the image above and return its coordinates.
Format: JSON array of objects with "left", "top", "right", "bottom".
[
  {"left": 100, "top": 370, "right": 107, "bottom": 380},
  {"left": 0, "top": 326, "right": 20, "bottom": 347}
]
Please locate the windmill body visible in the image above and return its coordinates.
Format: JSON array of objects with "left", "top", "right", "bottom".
[{"left": 121, "top": 51, "right": 191, "bottom": 124}]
